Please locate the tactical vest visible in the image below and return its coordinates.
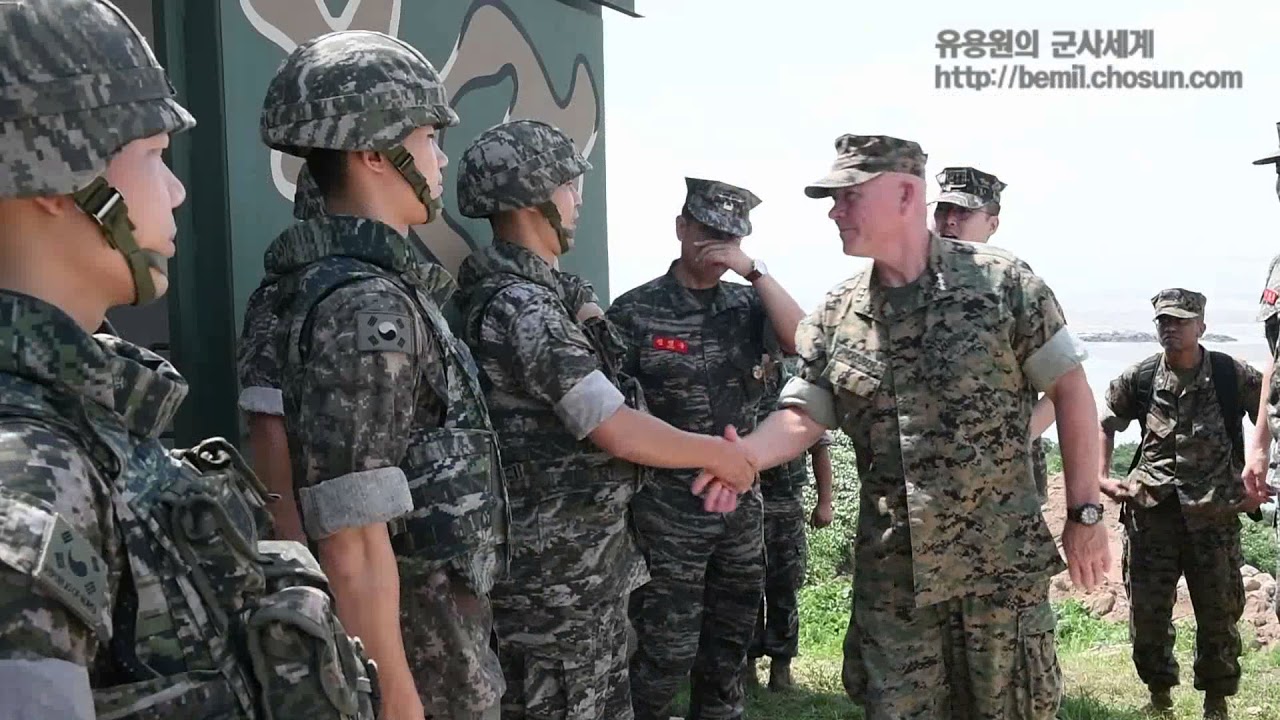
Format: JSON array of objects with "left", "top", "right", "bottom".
[
  {"left": 279, "top": 256, "right": 506, "bottom": 587},
  {"left": 461, "top": 274, "right": 649, "bottom": 500},
  {"left": 0, "top": 379, "right": 377, "bottom": 720}
]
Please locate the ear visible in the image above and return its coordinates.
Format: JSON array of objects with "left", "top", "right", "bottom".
[
  {"left": 355, "top": 149, "right": 392, "bottom": 176},
  {"left": 31, "top": 194, "right": 80, "bottom": 218},
  {"left": 989, "top": 215, "right": 1000, "bottom": 235},
  {"left": 675, "top": 214, "right": 688, "bottom": 242}
]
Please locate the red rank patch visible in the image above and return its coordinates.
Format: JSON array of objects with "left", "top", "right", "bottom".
[
  {"left": 1263, "top": 288, "right": 1278, "bottom": 305},
  {"left": 653, "top": 336, "right": 689, "bottom": 354}
]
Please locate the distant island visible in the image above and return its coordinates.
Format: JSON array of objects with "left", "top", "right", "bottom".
[{"left": 1079, "top": 330, "right": 1237, "bottom": 343}]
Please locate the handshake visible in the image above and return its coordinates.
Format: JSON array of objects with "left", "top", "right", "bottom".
[{"left": 690, "top": 425, "right": 761, "bottom": 514}]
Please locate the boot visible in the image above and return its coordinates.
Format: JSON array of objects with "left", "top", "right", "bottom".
[
  {"left": 1204, "top": 694, "right": 1229, "bottom": 719},
  {"left": 1145, "top": 688, "right": 1174, "bottom": 717},
  {"left": 768, "top": 658, "right": 793, "bottom": 692}
]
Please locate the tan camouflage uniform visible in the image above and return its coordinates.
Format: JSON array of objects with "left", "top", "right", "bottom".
[
  {"left": 787, "top": 134, "right": 1087, "bottom": 720},
  {"left": 1102, "top": 289, "right": 1260, "bottom": 704}
]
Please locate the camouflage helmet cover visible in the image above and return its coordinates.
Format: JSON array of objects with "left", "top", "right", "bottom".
[
  {"left": 456, "top": 119, "right": 591, "bottom": 218},
  {"left": 261, "top": 30, "right": 458, "bottom": 157},
  {"left": 0, "top": 0, "right": 196, "bottom": 198}
]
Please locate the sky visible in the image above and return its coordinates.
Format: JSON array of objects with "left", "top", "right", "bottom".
[{"left": 599, "top": 0, "right": 1280, "bottom": 334}]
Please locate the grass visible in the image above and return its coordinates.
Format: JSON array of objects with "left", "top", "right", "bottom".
[{"left": 689, "top": 438, "right": 1280, "bottom": 719}]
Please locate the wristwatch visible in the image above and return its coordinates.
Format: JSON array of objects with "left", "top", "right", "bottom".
[
  {"left": 1066, "top": 503, "right": 1104, "bottom": 526},
  {"left": 743, "top": 259, "right": 768, "bottom": 283}
]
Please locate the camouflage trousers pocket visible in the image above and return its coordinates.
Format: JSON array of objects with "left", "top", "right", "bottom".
[
  {"left": 245, "top": 584, "right": 378, "bottom": 720},
  {"left": 513, "top": 652, "right": 606, "bottom": 720},
  {"left": 1013, "top": 601, "right": 1064, "bottom": 720},
  {"left": 93, "top": 670, "right": 242, "bottom": 720}
]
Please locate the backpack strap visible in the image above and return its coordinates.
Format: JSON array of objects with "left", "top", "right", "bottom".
[
  {"left": 1127, "top": 353, "right": 1161, "bottom": 475},
  {"left": 1208, "top": 350, "right": 1244, "bottom": 465}
]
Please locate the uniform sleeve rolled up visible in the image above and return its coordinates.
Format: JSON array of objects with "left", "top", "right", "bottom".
[{"left": 298, "top": 467, "right": 413, "bottom": 540}]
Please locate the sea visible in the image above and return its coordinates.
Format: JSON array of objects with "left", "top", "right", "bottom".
[{"left": 1049, "top": 315, "right": 1271, "bottom": 445}]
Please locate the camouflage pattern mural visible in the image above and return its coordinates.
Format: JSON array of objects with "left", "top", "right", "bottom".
[{"left": 227, "top": 0, "right": 613, "bottom": 328}]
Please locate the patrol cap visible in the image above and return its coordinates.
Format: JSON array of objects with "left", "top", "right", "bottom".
[
  {"left": 1151, "top": 288, "right": 1206, "bottom": 319},
  {"left": 804, "top": 134, "right": 927, "bottom": 199},
  {"left": 934, "top": 166, "right": 1005, "bottom": 210},
  {"left": 683, "top": 178, "right": 761, "bottom": 237},
  {"left": 1252, "top": 121, "right": 1280, "bottom": 166}
]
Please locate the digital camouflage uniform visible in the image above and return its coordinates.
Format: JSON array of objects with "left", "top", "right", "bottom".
[
  {"left": 791, "top": 135, "right": 1086, "bottom": 720},
  {"left": 749, "top": 358, "right": 830, "bottom": 665},
  {"left": 452, "top": 119, "right": 650, "bottom": 720},
  {"left": 0, "top": 3, "right": 376, "bottom": 720},
  {"left": 935, "top": 167, "right": 1049, "bottom": 501},
  {"left": 1102, "top": 290, "right": 1261, "bottom": 700},
  {"left": 1253, "top": 126, "right": 1280, "bottom": 623},
  {"left": 607, "top": 178, "right": 772, "bottom": 720},
  {"left": 256, "top": 31, "right": 506, "bottom": 719}
]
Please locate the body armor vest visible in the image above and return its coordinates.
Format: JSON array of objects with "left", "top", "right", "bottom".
[
  {"left": 277, "top": 252, "right": 506, "bottom": 589},
  {"left": 0, "top": 379, "right": 377, "bottom": 720},
  {"left": 461, "top": 272, "right": 649, "bottom": 500}
]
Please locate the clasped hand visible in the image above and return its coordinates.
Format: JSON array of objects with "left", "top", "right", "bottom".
[{"left": 688, "top": 425, "right": 758, "bottom": 513}]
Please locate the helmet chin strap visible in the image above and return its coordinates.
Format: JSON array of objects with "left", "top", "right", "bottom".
[
  {"left": 537, "top": 201, "right": 572, "bottom": 254},
  {"left": 70, "top": 176, "right": 158, "bottom": 305},
  {"left": 385, "top": 144, "right": 442, "bottom": 224}
]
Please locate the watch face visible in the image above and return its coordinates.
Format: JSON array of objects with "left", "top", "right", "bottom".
[
  {"left": 1079, "top": 505, "right": 1101, "bottom": 524},
  {"left": 754, "top": 260, "right": 768, "bottom": 275}
]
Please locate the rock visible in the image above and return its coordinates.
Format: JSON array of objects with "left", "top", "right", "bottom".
[
  {"left": 1244, "top": 576, "right": 1263, "bottom": 592},
  {"left": 1086, "top": 593, "right": 1116, "bottom": 616},
  {"left": 1241, "top": 565, "right": 1260, "bottom": 577},
  {"left": 1052, "top": 575, "right": 1071, "bottom": 593}
]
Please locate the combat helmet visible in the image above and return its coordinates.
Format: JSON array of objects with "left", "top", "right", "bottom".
[
  {"left": 0, "top": 0, "right": 196, "bottom": 305},
  {"left": 456, "top": 119, "right": 591, "bottom": 252},
  {"left": 260, "top": 30, "right": 458, "bottom": 224}
]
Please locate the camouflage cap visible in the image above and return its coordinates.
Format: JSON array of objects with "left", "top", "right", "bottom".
[
  {"left": 683, "top": 178, "right": 761, "bottom": 237},
  {"left": 1253, "top": 121, "right": 1280, "bottom": 166},
  {"left": 934, "top": 166, "right": 1005, "bottom": 209},
  {"left": 1151, "top": 288, "right": 1206, "bottom": 319},
  {"left": 0, "top": 0, "right": 196, "bottom": 198},
  {"left": 260, "top": 30, "right": 458, "bottom": 157},
  {"left": 804, "top": 134, "right": 927, "bottom": 199},
  {"left": 456, "top": 119, "right": 591, "bottom": 218}
]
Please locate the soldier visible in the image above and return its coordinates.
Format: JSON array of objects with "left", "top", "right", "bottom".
[
  {"left": 932, "top": 165, "right": 1054, "bottom": 500},
  {"left": 745, "top": 358, "right": 835, "bottom": 692},
  {"left": 234, "top": 172, "right": 327, "bottom": 544},
  {"left": 451, "top": 119, "right": 759, "bottom": 720},
  {"left": 1243, "top": 124, "right": 1280, "bottom": 621},
  {"left": 1099, "top": 289, "right": 1260, "bottom": 719},
  {"left": 0, "top": 2, "right": 376, "bottom": 719},
  {"left": 607, "top": 177, "right": 805, "bottom": 720},
  {"left": 256, "top": 31, "right": 505, "bottom": 720},
  {"left": 706, "top": 134, "right": 1110, "bottom": 720}
]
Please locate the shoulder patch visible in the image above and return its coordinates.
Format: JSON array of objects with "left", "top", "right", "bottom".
[
  {"left": 355, "top": 312, "right": 415, "bottom": 354},
  {"left": 0, "top": 492, "right": 110, "bottom": 640}
]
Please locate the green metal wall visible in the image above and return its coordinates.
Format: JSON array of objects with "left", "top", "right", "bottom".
[{"left": 149, "top": 0, "right": 617, "bottom": 445}]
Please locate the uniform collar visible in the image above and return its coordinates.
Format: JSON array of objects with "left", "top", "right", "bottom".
[
  {"left": 658, "top": 260, "right": 752, "bottom": 315},
  {"left": 0, "top": 292, "right": 187, "bottom": 439}
]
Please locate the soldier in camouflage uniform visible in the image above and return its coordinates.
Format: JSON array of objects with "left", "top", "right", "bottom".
[
  {"left": 451, "top": 119, "right": 759, "bottom": 720},
  {"left": 0, "top": 3, "right": 376, "bottom": 719},
  {"left": 1244, "top": 124, "right": 1280, "bottom": 627},
  {"left": 235, "top": 172, "right": 328, "bottom": 544},
  {"left": 745, "top": 358, "right": 834, "bottom": 692},
  {"left": 254, "top": 30, "right": 506, "bottom": 720},
  {"left": 1100, "top": 289, "right": 1260, "bottom": 719},
  {"left": 932, "top": 166, "right": 1053, "bottom": 501},
  {"left": 607, "top": 177, "right": 806, "bottom": 720},
  {"left": 711, "top": 134, "right": 1111, "bottom": 720}
]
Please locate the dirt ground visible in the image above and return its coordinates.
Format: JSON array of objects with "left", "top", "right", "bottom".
[{"left": 1042, "top": 475, "right": 1280, "bottom": 648}]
